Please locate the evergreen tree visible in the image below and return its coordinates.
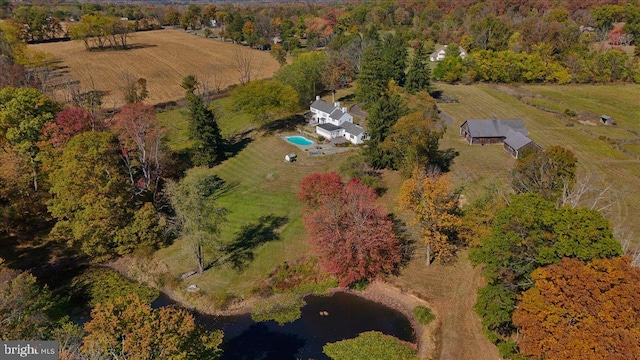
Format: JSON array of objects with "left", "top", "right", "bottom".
[
  {"left": 364, "top": 87, "right": 407, "bottom": 168},
  {"left": 356, "top": 34, "right": 408, "bottom": 109},
  {"left": 181, "top": 75, "right": 225, "bottom": 166},
  {"left": 406, "top": 43, "right": 431, "bottom": 94},
  {"left": 355, "top": 46, "right": 387, "bottom": 109},
  {"left": 187, "top": 94, "right": 224, "bottom": 166},
  {"left": 381, "top": 34, "right": 408, "bottom": 87}
]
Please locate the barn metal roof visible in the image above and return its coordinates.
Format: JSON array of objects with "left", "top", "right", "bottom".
[
  {"left": 463, "top": 119, "right": 528, "bottom": 138},
  {"left": 503, "top": 129, "right": 533, "bottom": 150}
]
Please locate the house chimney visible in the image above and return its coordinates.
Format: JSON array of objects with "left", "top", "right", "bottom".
[
  {"left": 334, "top": 102, "right": 340, "bottom": 107},
  {"left": 342, "top": 107, "right": 348, "bottom": 113},
  {"left": 316, "top": 95, "right": 320, "bottom": 101}
]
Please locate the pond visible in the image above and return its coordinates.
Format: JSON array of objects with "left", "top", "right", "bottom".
[
  {"left": 286, "top": 135, "right": 314, "bottom": 146},
  {"left": 152, "top": 292, "right": 415, "bottom": 360}
]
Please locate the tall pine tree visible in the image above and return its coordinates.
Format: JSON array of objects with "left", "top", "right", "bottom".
[
  {"left": 381, "top": 34, "right": 408, "bottom": 87},
  {"left": 364, "top": 86, "right": 407, "bottom": 168},
  {"left": 406, "top": 42, "right": 431, "bottom": 94},
  {"left": 355, "top": 46, "right": 387, "bottom": 109},
  {"left": 181, "top": 75, "right": 225, "bottom": 166}
]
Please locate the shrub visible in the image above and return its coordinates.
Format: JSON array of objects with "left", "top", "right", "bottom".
[
  {"left": 350, "top": 280, "right": 369, "bottom": 291},
  {"left": 413, "top": 306, "right": 435, "bottom": 325},
  {"left": 251, "top": 293, "right": 306, "bottom": 325},
  {"left": 323, "top": 331, "right": 419, "bottom": 360},
  {"left": 317, "top": 135, "right": 325, "bottom": 141},
  {"left": 563, "top": 108, "right": 577, "bottom": 117},
  {"left": 70, "top": 268, "right": 158, "bottom": 307},
  {"left": 269, "top": 257, "right": 338, "bottom": 295},
  {"left": 498, "top": 340, "right": 520, "bottom": 359}
]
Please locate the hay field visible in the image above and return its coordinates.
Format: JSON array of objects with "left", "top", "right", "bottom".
[{"left": 29, "top": 29, "right": 281, "bottom": 107}]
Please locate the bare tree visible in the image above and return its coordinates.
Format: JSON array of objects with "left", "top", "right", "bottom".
[
  {"left": 231, "top": 46, "right": 263, "bottom": 85},
  {"left": 208, "top": 64, "right": 224, "bottom": 94},
  {"left": 615, "top": 227, "right": 640, "bottom": 267},
  {"left": 558, "top": 171, "right": 617, "bottom": 214}
]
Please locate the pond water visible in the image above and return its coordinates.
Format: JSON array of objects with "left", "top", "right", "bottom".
[
  {"left": 152, "top": 292, "right": 415, "bottom": 360},
  {"left": 286, "top": 135, "right": 314, "bottom": 146}
]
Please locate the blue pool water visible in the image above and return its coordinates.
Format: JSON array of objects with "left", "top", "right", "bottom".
[{"left": 286, "top": 136, "right": 314, "bottom": 146}]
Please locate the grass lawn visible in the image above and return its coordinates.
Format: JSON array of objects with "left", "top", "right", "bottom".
[
  {"left": 623, "top": 143, "right": 640, "bottom": 157},
  {"left": 524, "top": 84, "right": 640, "bottom": 132},
  {"left": 157, "top": 108, "right": 193, "bottom": 152},
  {"left": 154, "top": 130, "right": 353, "bottom": 301},
  {"left": 436, "top": 83, "right": 640, "bottom": 239},
  {"left": 157, "top": 96, "right": 256, "bottom": 152}
]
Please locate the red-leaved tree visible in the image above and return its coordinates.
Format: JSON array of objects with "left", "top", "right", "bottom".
[
  {"left": 299, "top": 172, "right": 401, "bottom": 286},
  {"left": 111, "top": 103, "right": 166, "bottom": 198},
  {"left": 298, "top": 172, "right": 344, "bottom": 209},
  {"left": 41, "top": 107, "right": 95, "bottom": 149}
]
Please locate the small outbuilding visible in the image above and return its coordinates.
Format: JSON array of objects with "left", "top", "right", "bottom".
[
  {"left": 503, "top": 130, "right": 543, "bottom": 158},
  {"left": 285, "top": 153, "right": 297, "bottom": 162},
  {"left": 601, "top": 115, "right": 615, "bottom": 125}
]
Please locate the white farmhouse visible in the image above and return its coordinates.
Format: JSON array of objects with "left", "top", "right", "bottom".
[
  {"left": 310, "top": 96, "right": 367, "bottom": 145},
  {"left": 430, "top": 45, "right": 467, "bottom": 62}
]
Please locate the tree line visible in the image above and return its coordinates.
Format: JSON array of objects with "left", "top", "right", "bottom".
[
  {"left": 0, "top": 69, "right": 231, "bottom": 356},
  {"left": 3, "top": 1, "right": 639, "bottom": 83}
]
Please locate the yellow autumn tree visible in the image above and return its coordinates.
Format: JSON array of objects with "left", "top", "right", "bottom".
[{"left": 397, "top": 169, "right": 462, "bottom": 265}]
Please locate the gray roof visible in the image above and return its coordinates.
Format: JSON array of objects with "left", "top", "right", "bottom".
[
  {"left": 317, "top": 123, "right": 342, "bottom": 132},
  {"left": 311, "top": 99, "right": 337, "bottom": 114},
  {"left": 341, "top": 121, "right": 364, "bottom": 136},
  {"left": 503, "top": 129, "right": 533, "bottom": 150},
  {"left": 329, "top": 108, "right": 345, "bottom": 120},
  {"left": 463, "top": 119, "right": 527, "bottom": 138}
]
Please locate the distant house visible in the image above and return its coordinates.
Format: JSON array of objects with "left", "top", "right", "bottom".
[
  {"left": 310, "top": 96, "right": 367, "bottom": 145},
  {"left": 460, "top": 118, "right": 541, "bottom": 158},
  {"left": 430, "top": 45, "right": 467, "bottom": 62}
]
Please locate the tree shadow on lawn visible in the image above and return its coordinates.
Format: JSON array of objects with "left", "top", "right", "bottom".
[
  {"left": 390, "top": 214, "right": 417, "bottom": 270},
  {"left": 224, "top": 215, "right": 289, "bottom": 271},
  {"left": 224, "top": 129, "right": 254, "bottom": 159},
  {"left": 0, "top": 225, "right": 90, "bottom": 290},
  {"left": 261, "top": 114, "right": 306, "bottom": 134},
  {"left": 337, "top": 93, "right": 356, "bottom": 103}
]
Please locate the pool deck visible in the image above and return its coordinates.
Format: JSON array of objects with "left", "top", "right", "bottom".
[{"left": 277, "top": 133, "right": 353, "bottom": 156}]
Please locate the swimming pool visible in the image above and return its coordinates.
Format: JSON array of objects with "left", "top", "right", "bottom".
[{"left": 286, "top": 136, "right": 314, "bottom": 146}]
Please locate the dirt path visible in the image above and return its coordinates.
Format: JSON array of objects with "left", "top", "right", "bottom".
[{"left": 389, "top": 250, "right": 501, "bottom": 360}]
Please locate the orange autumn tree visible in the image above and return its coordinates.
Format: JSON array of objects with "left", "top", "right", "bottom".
[
  {"left": 397, "top": 169, "right": 462, "bottom": 265},
  {"left": 513, "top": 257, "right": 640, "bottom": 360},
  {"left": 82, "top": 294, "right": 223, "bottom": 359}
]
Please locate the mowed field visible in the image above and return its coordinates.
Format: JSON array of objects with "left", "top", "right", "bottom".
[
  {"left": 29, "top": 29, "right": 281, "bottom": 106},
  {"left": 437, "top": 83, "right": 640, "bottom": 240}
]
